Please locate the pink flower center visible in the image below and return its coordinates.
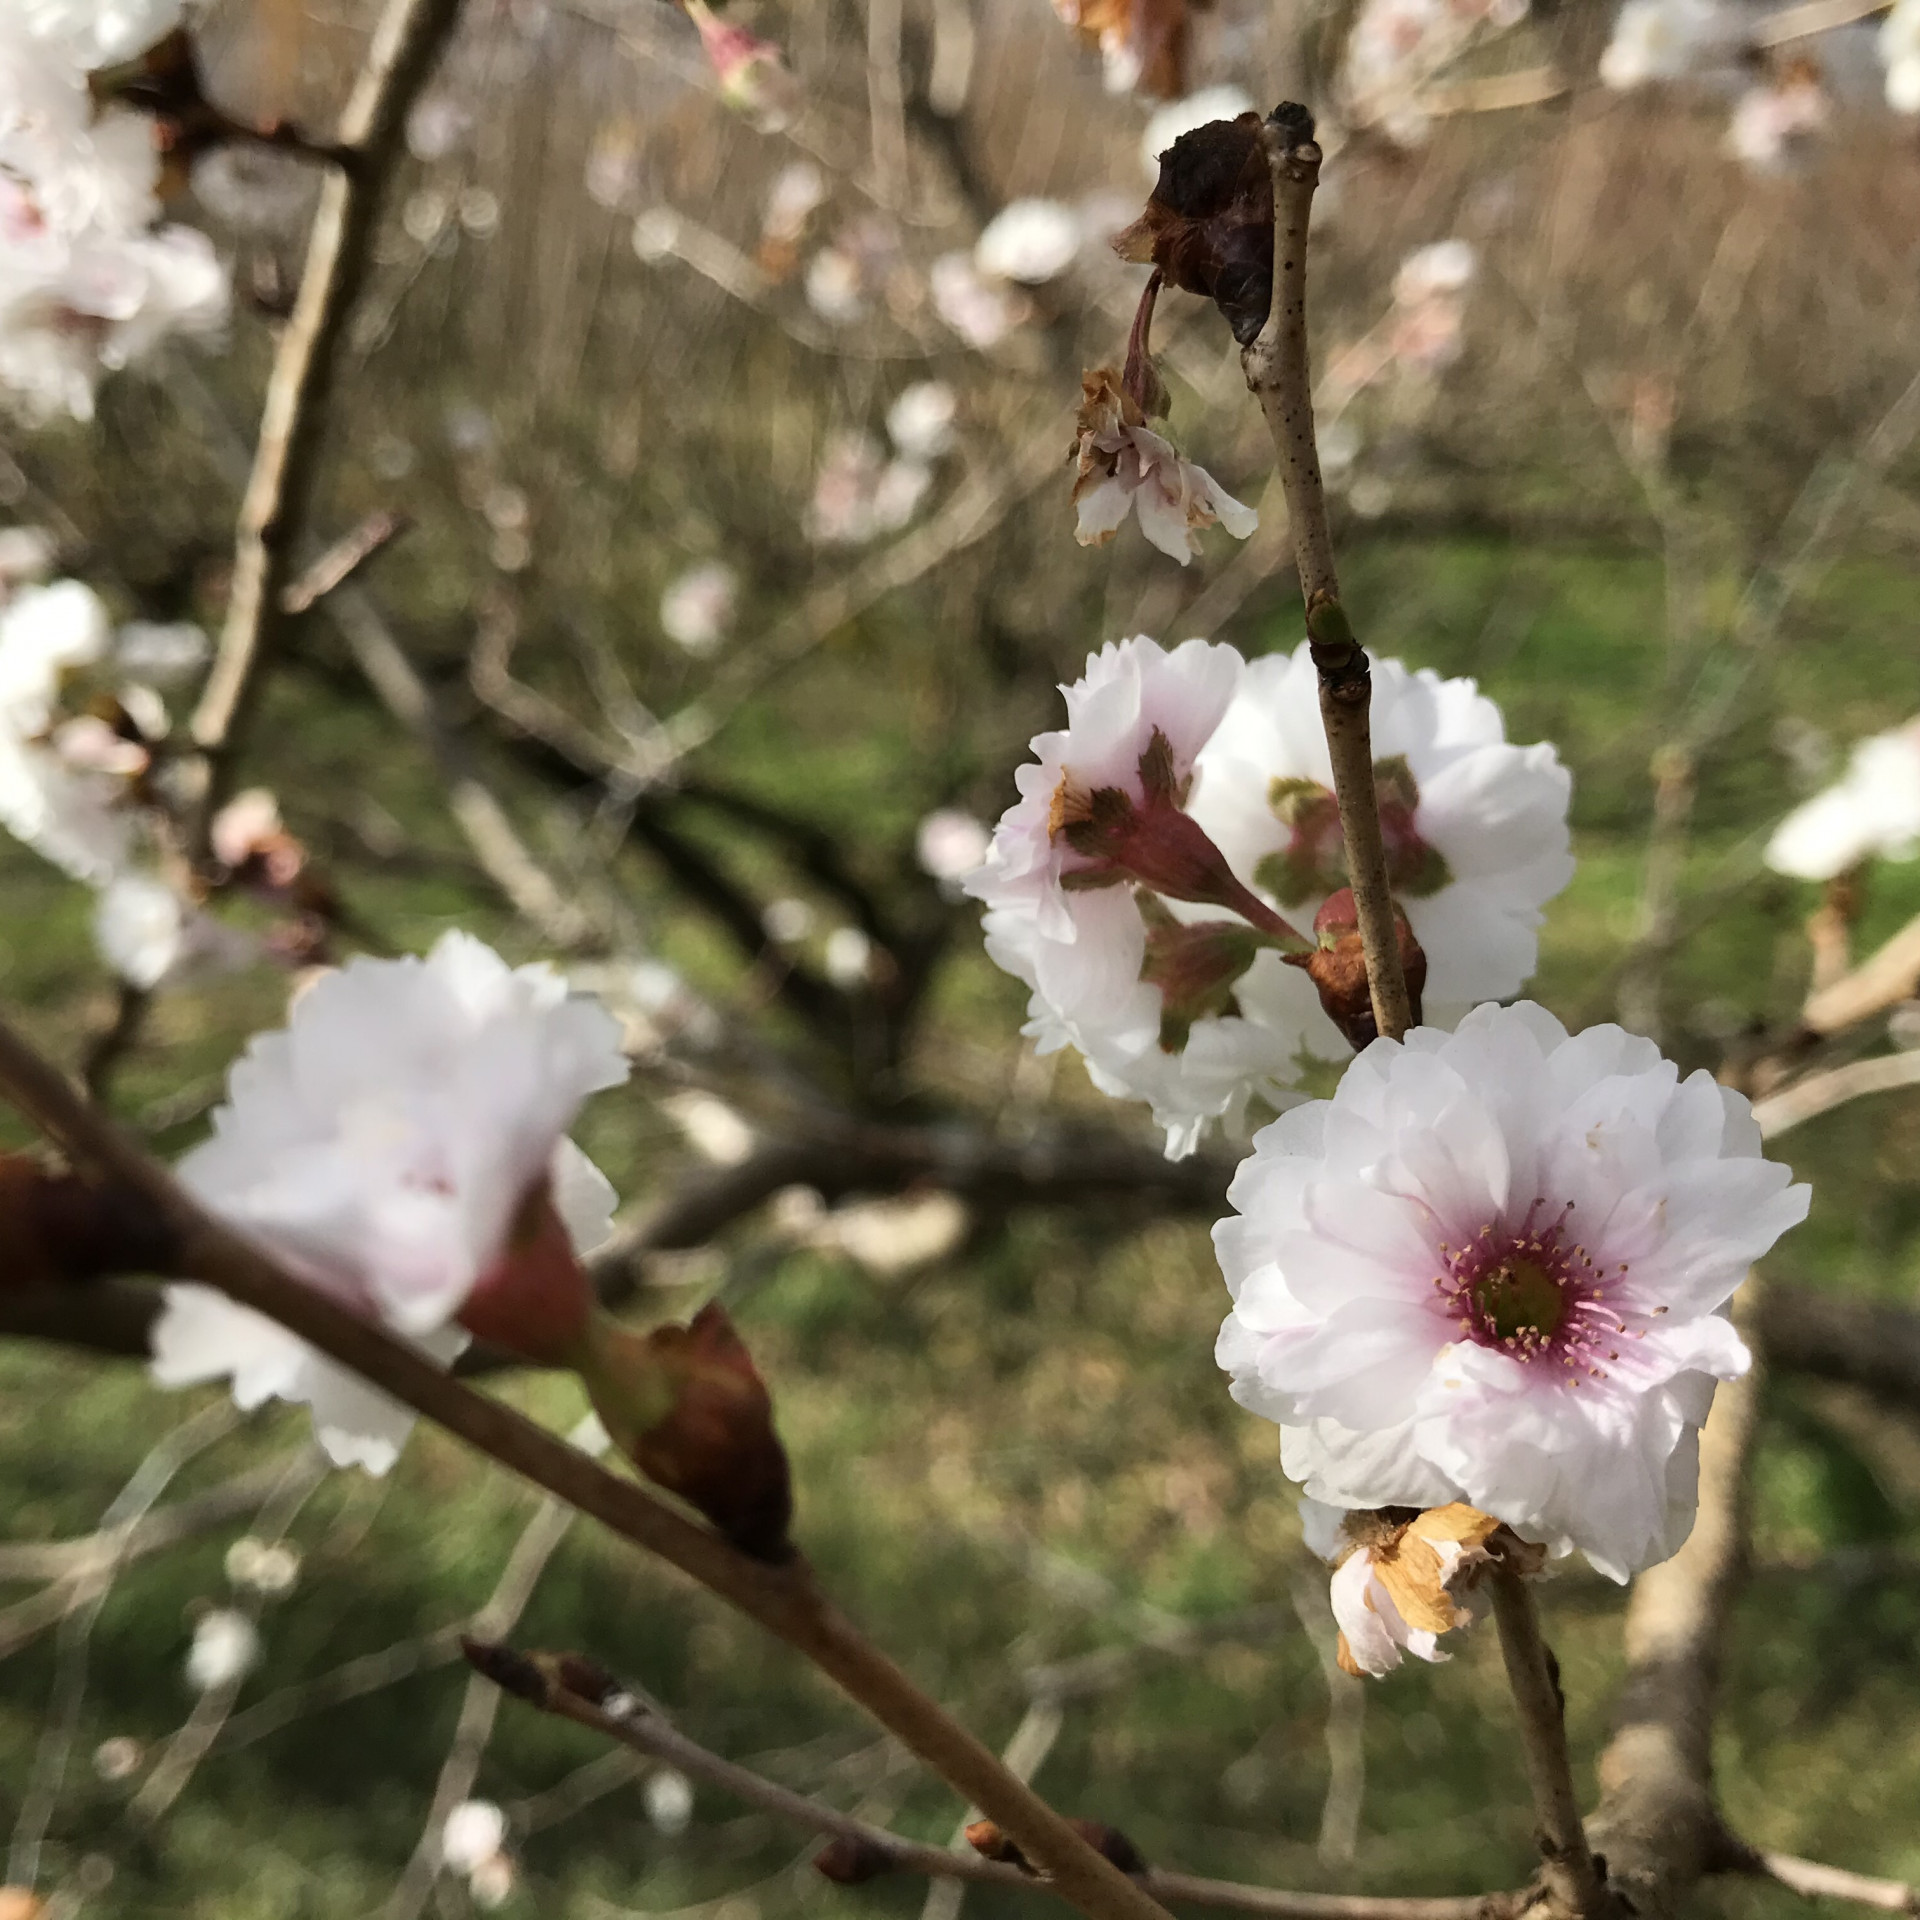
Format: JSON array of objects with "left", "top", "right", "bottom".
[{"left": 1433, "top": 1208, "right": 1640, "bottom": 1382}]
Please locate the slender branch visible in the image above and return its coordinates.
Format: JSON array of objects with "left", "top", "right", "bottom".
[
  {"left": 1752, "top": 1052, "right": 1920, "bottom": 1140},
  {"left": 1485, "top": 1569, "right": 1608, "bottom": 1919},
  {"left": 0, "top": 1011, "right": 1169, "bottom": 1920},
  {"left": 1737, "top": 1850, "right": 1918, "bottom": 1914},
  {"left": 189, "top": 0, "right": 463, "bottom": 776},
  {"left": 281, "top": 509, "right": 410, "bottom": 616},
  {"left": 81, "top": 984, "right": 150, "bottom": 1103},
  {"left": 465, "top": 1639, "right": 1521, "bottom": 1920},
  {"left": 1801, "top": 911, "right": 1920, "bottom": 1038},
  {"left": 1241, "top": 112, "right": 1410, "bottom": 1045},
  {"left": 1583, "top": 1292, "right": 1766, "bottom": 1920}
]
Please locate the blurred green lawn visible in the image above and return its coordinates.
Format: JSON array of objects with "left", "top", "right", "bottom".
[{"left": 3, "top": 533, "right": 1918, "bottom": 1916}]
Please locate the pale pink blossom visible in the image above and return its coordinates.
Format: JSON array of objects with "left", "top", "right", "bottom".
[
  {"left": 1765, "top": 720, "right": 1920, "bottom": 880},
  {"left": 974, "top": 199, "right": 1079, "bottom": 285},
  {"left": 150, "top": 934, "right": 629, "bottom": 1472},
  {"left": 1216, "top": 1002, "right": 1809, "bottom": 1579}
]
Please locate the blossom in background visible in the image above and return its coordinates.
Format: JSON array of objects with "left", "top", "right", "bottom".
[
  {"left": 1216, "top": 1002, "right": 1809, "bottom": 1580},
  {"left": 1341, "top": 0, "right": 1528, "bottom": 144},
  {"left": 224, "top": 1534, "right": 301, "bottom": 1596},
  {"left": 659, "top": 560, "right": 739, "bottom": 655},
  {"left": 1726, "top": 62, "right": 1828, "bottom": 173},
  {"left": 1882, "top": 0, "right": 1920, "bottom": 110},
  {"left": 974, "top": 199, "right": 1080, "bottom": 286},
  {"left": 21, "top": 0, "right": 185, "bottom": 70},
  {"left": 916, "top": 807, "right": 990, "bottom": 890},
  {"left": 441, "top": 1800, "right": 508, "bottom": 1875},
  {"left": 685, "top": 0, "right": 801, "bottom": 133},
  {"left": 1189, "top": 643, "right": 1572, "bottom": 1065},
  {"left": 645, "top": 1767, "right": 696, "bottom": 1836},
  {"left": 1139, "top": 86, "right": 1255, "bottom": 180},
  {"left": 150, "top": 933, "right": 629, "bottom": 1472},
  {"left": 93, "top": 869, "right": 184, "bottom": 986},
  {"left": 0, "top": 576, "right": 134, "bottom": 881},
  {"left": 804, "top": 428, "right": 933, "bottom": 546},
  {"left": 755, "top": 159, "right": 826, "bottom": 276},
  {"left": 1764, "top": 720, "right": 1920, "bottom": 880},
  {"left": 0, "top": 526, "right": 54, "bottom": 592},
  {"left": 0, "top": 11, "right": 228, "bottom": 420},
  {"left": 186, "top": 1607, "right": 260, "bottom": 1692},
  {"left": 1598, "top": 0, "right": 1729, "bottom": 89},
  {"left": 1071, "top": 367, "right": 1257, "bottom": 566},
  {"left": 887, "top": 380, "right": 957, "bottom": 461},
  {"left": 930, "top": 250, "right": 1028, "bottom": 349}
]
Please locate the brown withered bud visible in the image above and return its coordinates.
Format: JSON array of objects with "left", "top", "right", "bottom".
[
  {"left": 583, "top": 1305, "right": 795, "bottom": 1564},
  {"left": 1053, "top": 0, "right": 1202, "bottom": 102},
  {"left": 1284, "top": 886, "right": 1426, "bottom": 1050},
  {"left": 813, "top": 1836, "right": 899, "bottom": 1885},
  {"left": 1114, "top": 103, "right": 1314, "bottom": 347},
  {"left": 460, "top": 1636, "right": 554, "bottom": 1707},
  {"left": 965, "top": 1819, "right": 1147, "bottom": 1877},
  {"left": 0, "top": 1154, "right": 175, "bottom": 1289}
]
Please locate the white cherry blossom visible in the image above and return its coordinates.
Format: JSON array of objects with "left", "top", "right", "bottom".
[
  {"left": 1765, "top": 721, "right": 1920, "bottom": 881},
  {"left": 150, "top": 934, "right": 629, "bottom": 1472},
  {"left": 974, "top": 198, "right": 1080, "bottom": 285},
  {"left": 1216, "top": 1002, "right": 1809, "bottom": 1580},
  {"left": 1598, "top": 0, "right": 1729, "bottom": 89}
]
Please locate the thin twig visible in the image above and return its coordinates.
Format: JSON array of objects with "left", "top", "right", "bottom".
[
  {"left": 189, "top": 0, "right": 463, "bottom": 781},
  {"left": 1752, "top": 1052, "right": 1920, "bottom": 1140},
  {"left": 1802, "top": 911, "right": 1920, "bottom": 1037},
  {"left": 280, "top": 509, "right": 410, "bottom": 615},
  {"left": 1241, "top": 112, "right": 1411, "bottom": 1045},
  {"left": 81, "top": 983, "right": 150, "bottom": 1104},
  {"left": 1485, "top": 1568, "right": 1607, "bottom": 1918},
  {"left": 0, "top": 1010, "right": 1170, "bottom": 1920},
  {"left": 466, "top": 1639, "right": 1520, "bottom": 1920},
  {"left": 1741, "top": 1850, "right": 1918, "bottom": 1914}
]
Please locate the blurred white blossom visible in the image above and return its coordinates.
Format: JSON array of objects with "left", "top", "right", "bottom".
[
  {"left": 887, "top": 381, "right": 956, "bottom": 461},
  {"left": 186, "top": 1608, "right": 260, "bottom": 1692},
  {"left": 20, "top": 0, "right": 185, "bottom": 69},
  {"left": 930, "top": 251, "right": 1026, "bottom": 349},
  {"left": 974, "top": 198, "right": 1079, "bottom": 285},
  {"left": 660, "top": 560, "right": 739, "bottom": 655},
  {"left": 916, "top": 807, "right": 990, "bottom": 888},
  {"left": 93, "top": 870, "right": 185, "bottom": 987},
  {"left": 1726, "top": 67, "right": 1827, "bottom": 173},
  {"left": 1765, "top": 721, "right": 1920, "bottom": 880},
  {"left": 824, "top": 924, "right": 873, "bottom": 987},
  {"left": 1342, "top": 0, "right": 1528, "bottom": 143},
  {"left": 1599, "top": 0, "right": 1729, "bottom": 89},
  {"left": 441, "top": 1801, "right": 509, "bottom": 1875},
  {"left": 224, "top": 1535, "right": 302, "bottom": 1597},
  {"left": 645, "top": 1767, "right": 696, "bottom": 1836}
]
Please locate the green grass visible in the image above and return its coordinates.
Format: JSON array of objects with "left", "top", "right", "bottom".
[{"left": 4, "top": 530, "right": 1920, "bottom": 1915}]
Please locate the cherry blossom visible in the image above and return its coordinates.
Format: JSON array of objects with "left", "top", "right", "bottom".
[
  {"left": 974, "top": 199, "right": 1080, "bottom": 286},
  {"left": 1216, "top": 1002, "right": 1809, "bottom": 1580},
  {"left": 1764, "top": 720, "right": 1920, "bottom": 881},
  {"left": 1071, "top": 368, "right": 1258, "bottom": 566},
  {"left": 1598, "top": 0, "right": 1730, "bottom": 89},
  {"left": 659, "top": 561, "right": 739, "bottom": 655},
  {"left": 149, "top": 934, "right": 629, "bottom": 1472}
]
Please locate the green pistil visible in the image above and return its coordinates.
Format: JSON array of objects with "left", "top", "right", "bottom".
[{"left": 1471, "top": 1258, "right": 1567, "bottom": 1345}]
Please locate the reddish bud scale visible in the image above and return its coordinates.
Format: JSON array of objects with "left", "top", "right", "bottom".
[
  {"left": 582, "top": 1304, "right": 795, "bottom": 1563},
  {"left": 456, "top": 1181, "right": 597, "bottom": 1367},
  {"left": 965, "top": 1819, "right": 1147, "bottom": 1877},
  {"left": 1285, "top": 887, "right": 1427, "bottom": 1049}
]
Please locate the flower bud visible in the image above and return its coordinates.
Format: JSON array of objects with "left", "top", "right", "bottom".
[
  {"left": 965, "top": 1818, "right": 1146, "bottom": 1877},
  {"left": 457, "top": 1179, "right": 597, "bottom": 1368},
  {"left": 1284, "top": 887, "right": 1426, "bottom": 1049},
  {"left": 1137, "top": 896, "right": 1276, "bottom": 1051},
  {"left": 814, "top": 1836, "right": 898, "bottom": 1885},
  {"left": 686, "top": 0, "right": 803, "bottom": 133},
  {"left": 578, "top": 1304, "right": 794, "bottom": 1562}
]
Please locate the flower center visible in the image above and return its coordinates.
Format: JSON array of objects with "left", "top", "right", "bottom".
[
  {"left": 1254, "top": 756, "right": 1452, "bottom": 907},
  {"left": 1468, "top": 1256, "right": 1566, "bottom": 1347},
  {"left": 1434, "top": 1207, "right": 1638, "bottom": 1381}
]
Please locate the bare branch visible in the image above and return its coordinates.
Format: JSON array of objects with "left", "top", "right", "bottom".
[
  {"left": 1738, "top": 1850, "right": 1919, "bottom": 1914},
  {"left": 1752, "top": 1052, "right": 1920, "bottom": 1140},
  {"left": 1802, "top": 912, "right": 1920, "bottom": 1038},
  {"left": 280, "top": 509, "right": 410, "bottom": 616},
  {"left": 464, "top": 1639, "right": 1522, "bottom": 1920},
  {"left": 0, "top": 1009, "right": 1172, "bottom": 1920},
  {"left": 1242, "top": 113, "right": 1411, "bottom": 1045},
  {"left": 190, "top": 0, "right": 464, "bottom": 776}
]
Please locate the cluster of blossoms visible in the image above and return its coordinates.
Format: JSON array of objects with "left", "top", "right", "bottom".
[
  {"left": 804, "top": 382, "right": 957, "bottom": 547},
  {"left": 1764, "top": 717, "right": 1920, "bottom": 882},
  {"left": 0, "top": 552, "right": 309, "bottom": 987},
  {"left": 0, "top": 0, "right": 228, "bottom": 420},
  {"left": 966, "top": 634, "right": 1572, "bottom": 1156}
]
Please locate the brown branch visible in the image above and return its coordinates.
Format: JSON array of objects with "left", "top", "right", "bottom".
[
  {"left": 281, "top": 509, "right": 409, "bottom": 616},
  {"left": 81, "top": 984, "right": 150, "bottom": 1103},
  {"left": 189, "top": 0, "right": 463, "bottom": 778},
  {"left": 1241, "top": 112, "right": 1410, "bottom": 1046},
  {"left": 1485, "top": 1570, "right": 1607, "bottom": 1918},
  {"left": 1752, "top": 1283, "right": 1920, "bottom": 1416},
  {"left": 464, "top": 1638, "right": 1521, "bottom": 1920},
  {"left": 0, "top": 1010, "right": 1169, "bottom": 1920},
  {"left": 1583, "top": 1292, "right": 1766, "bottom": 1920}
]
